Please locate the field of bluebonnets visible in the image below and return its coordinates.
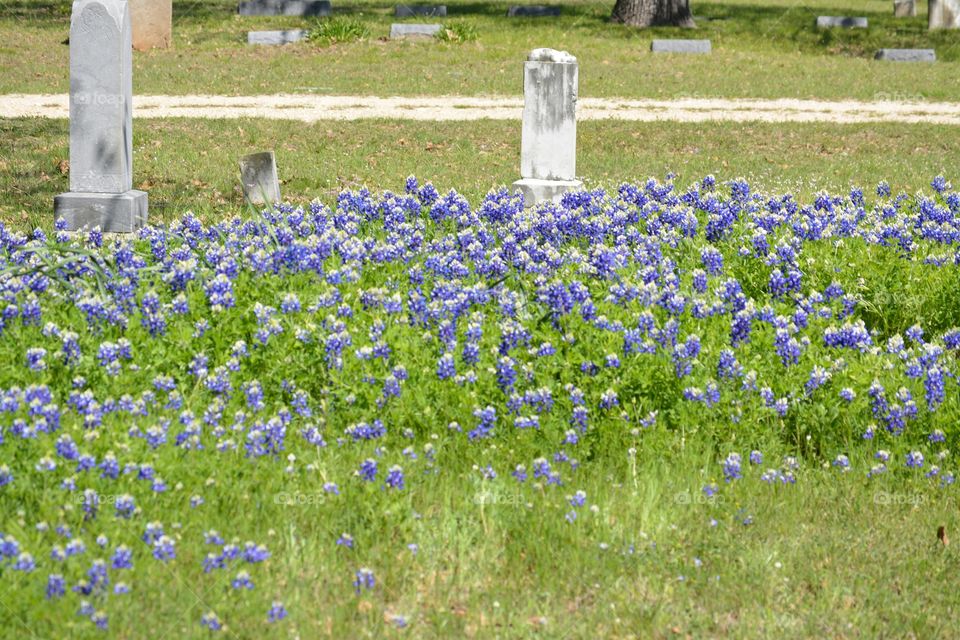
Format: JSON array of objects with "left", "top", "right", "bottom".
[{"left": 2, "top": 174, "right": 960, "bottom": 637}]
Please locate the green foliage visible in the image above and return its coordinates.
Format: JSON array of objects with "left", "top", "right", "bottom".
[
  {"left": 307, "top": 16, "right": 370, "bottom": 47},
  {"left": 436, "top": 22, "right": 479, "bottom": 43}
]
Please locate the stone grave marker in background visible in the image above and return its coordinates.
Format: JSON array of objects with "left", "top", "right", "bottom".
[
  {"left": 507, "top": 6, "right": 560, "bottom": 16},
  {"left": 239, "top": 0, "right": 332, "bottom": 16},
  {"left": 875, "top": 48, "right": 936, "bottom": 61},
  {"left": 240, "top": 152, "right": 281, "bottom": 205},
  {"left": 816, "top": 16, "right": 868, "bottom": 28},
  {"left": 248, "top": 30, "right": 309, "bottom": 45},
  {"left": 511, "top": 48, "right": 582, "bottom": 207},
  {"left": 129, "top": 0, "right": 171, "bottom": 50},
  {"left": 390, "top": 23, "right": 441, "bottom": 38},
  {"left": 929, "top": 0, "right": 960, "bottom": 28},
  {"left": 893, "top": 0, "right": 916, "bottom": 17},
  {"left": 651, "top": 39, "right": 711, "bottom": 54},
  {"left": 55, "top": 0, "right": 148, "bottom": 233},
  {"left": 395, "top": 5, "right": 447, "bottom": 17}
]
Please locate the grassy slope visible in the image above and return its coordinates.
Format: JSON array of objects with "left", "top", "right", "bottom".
[
  {"left": 1, "top": 117, "right": 958, "bottom": 230},
  {"left": 1, "top": 0, "right": 959, "bottom": 99}
]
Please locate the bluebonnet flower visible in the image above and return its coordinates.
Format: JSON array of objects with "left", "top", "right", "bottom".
[
  {"left": 906, "top": 451, "right": 924, "bottom": 469},
  {"left": 353, "top": 568, "right": 376, "bottom": 594},
  {"left": 722, "top": 453, "right": 742, "bottom": 482},
  {"left": 267, "top": 601, "right": 287, "bottom": 623},
  {"left": 358, "top": 459, "right": 378, "bottom": 482},
  {"left": 385, "top": 465, "right": 405, "bottom": 490},
  {"left": 232, "top": 571, "right": 254, "bottom": 590}
]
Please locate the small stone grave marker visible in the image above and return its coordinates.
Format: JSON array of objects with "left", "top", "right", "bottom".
[
  {"left": 390, "top": 23, "right": 441, "bottom": 38},
  {"left": 130, "top": 0, "right": 171, "bottom": 50},
  {"left": 929, "top": 0, "right": 960, "bottom": 28},
  {"left": 816, "top": 16, "right": 868, "bottom": 28},
  {"left": 893, "top": 0, "right": 916, "bottom": 17},
  {"left": 239, "top": 152, "right": 281, "bottom": 205},
  {"left": 507, "top": 5, "right": 560, "bottom": 17},
  {"left": 875, "top": 48, "right": 936, "bottom": 61},
  {"left": 651, "top": 39, "right": 711, "bottom": 54},
  {"left": 239, "top": 0, "right": 331, "bottom": 16},
  {"left": 248, "top": 30, "right": 309, "bottom": 45},
  {"left": 395, "top": 5, "right": 447, "bottom": 17}
]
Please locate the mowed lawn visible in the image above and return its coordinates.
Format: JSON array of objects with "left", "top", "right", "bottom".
[{"left": 0, "top": 0, "right": 959, "bottom": 99}]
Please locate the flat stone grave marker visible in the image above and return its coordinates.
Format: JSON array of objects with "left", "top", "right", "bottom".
[
  {"left": 507, "top": 5, "right": 560, "bottom": 17},
  {"left": 395, "top": 5, "right": 447, "bottom": 17},
  {"left": 893, "top": 0, "right": 916, "bottom": 17},
  {"left": 651, "top": 39, "right": 711, "bottom": 54},
  {"left": 929, "top": 0, "right": 960, "bottom": 28},
  {"left": 130, "top": 0, "right": 171, "bottom": 50},
  {"left": 390, "top": 23, "right": 441, "bottom": 38},
  {"left": 248, "top": 30, "right": 309, "bottom": 45},
  {"left": 875, "top": 48, "right": 936, "bottom": 61},
  {"left": 511, "top": 48, "right": 582, "bottom": 207},
  {"left": 239, "top": 0, "right": 332, "bottom": 16},
  {"left": 55, "top": 0, "right": 148, "bottom": 233},
  {"left": 816, "top": 16, "right": 868, "bottom": 28},
  {"left": 239, "top": 152, "right": 281, "bottom": 205}
]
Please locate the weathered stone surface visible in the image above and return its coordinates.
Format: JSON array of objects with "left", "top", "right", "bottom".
[
  {"left": 56, "top": 0, "right": 147, "bottom": 232},
  {"left": 893, "top": 0, "right": 916, "bottom": 17},
  {"left": 389, "top": 23, "right": 441, "bottom": 38},
  {"left": 54, "top": 191, "right": 148, "bottom": 232},
  {"left": 651, "top": 39, "right": 711, "bottom": 54},
  {"left": 248, "top": 29, "right": 309, "bottom": 45},
  {"left": 239, "top": 152, "right": 281, "bottom": 205},
  {"left": 395, "top": 4, "right": 446, "bottom": 17},
  {"left": 130, "top": 0, "right": 171, "bottom": 50},
  {"left": 511, "top": 178, "right": 582, "bottom": 206},
  {"left": 875, "top": 48, "right": 936, "bottom": 61},
  {"left": 816, "top": 16, "right": 868, "bottom": 28},
  {"left": 507, "top": 5, "right": 560, "bottom": 16},
  {"left": 929, "top": 0, "right": 960, "bottom": 28},
  {"left": 520, "top": 49, "right": 577, "bottom": 183},
  {"left": 238, "top": 0, "right": 332, "bottom": 16}
]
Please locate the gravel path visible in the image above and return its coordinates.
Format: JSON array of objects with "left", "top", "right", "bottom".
[{"left": 3, "top": 94, "right": 960, "bottom": 124}]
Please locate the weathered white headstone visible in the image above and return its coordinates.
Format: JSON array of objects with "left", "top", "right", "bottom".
[
  {"left": 240, "top": 152, "right": 281, "bottom": 205},
  {"left": 511, "top": 48, "right": 582, "bottom": 207},
  {"left": 893, "top": 0, "right": 916, "bottom": 17},
  {"left": 130, "top": 0, "right": 171, "bottom": 50},
  {"left": 929, "top": 0, "right": 960, "bottom": 28},
  {"left": 390, "top": 23, "right": 441, "bottom": 38},
  {"left": 54, "top": 0, "right": 148, "bottom": 233}
]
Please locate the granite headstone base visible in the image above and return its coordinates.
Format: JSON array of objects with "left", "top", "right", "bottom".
[
  {"left": 390, "top": 23, "right": 441, "bottom": 38},
  {"left": 507, "top": 5, "right": 560, "bottom": 16},
  {"left": 395, "top": 5, "right": 447, "bottom": 16},
  {"left": 239, "top": 0, "right": 331, "bottom": 16},
  {"left": 54, "top": 190, "right": 148, "bottom": 233},
  {"left": 512, "top": 178, "right": 582, "bottom": 208},
  {"left": 248, "top": 30, "right": 309, "bottom": 45},
  {"left": 816, "top": 16, "right": 868, "bottom": 27},
  {"left": 651, "top": 39, "right": 711, "bottom": 53},
  {"left": 875, "top": 48, "right": 936, "bottom": 61}
]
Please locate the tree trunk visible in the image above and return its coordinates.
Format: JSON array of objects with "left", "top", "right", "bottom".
[{"left": 612, "top": 0, "right": 695, "bottom": 27}]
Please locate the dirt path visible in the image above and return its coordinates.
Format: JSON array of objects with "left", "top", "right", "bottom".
[{"left": 3, "top": 94, "right": 960, "bottom": 124}]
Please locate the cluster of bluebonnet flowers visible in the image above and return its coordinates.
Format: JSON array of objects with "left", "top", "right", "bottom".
[{"left": 0, "top": 175, "right": 956, "bottom": 633}]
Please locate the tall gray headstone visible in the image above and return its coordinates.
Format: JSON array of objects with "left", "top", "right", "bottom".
[
  {"left": 55, "top": 0, "right": 148, "bottom": 233},
  {"left": 929, "top": 0, "right": 960, "bottom": 28},
  {"left": 239, "top": 152, "right": 281, "bottom": 205},
  {"left": 511, "top": 48, "right": 582, "bottom": 207}
]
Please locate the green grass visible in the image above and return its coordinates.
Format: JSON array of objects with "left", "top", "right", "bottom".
[
  {"left": 1, "top": 0, "right": 959, "bottom": 99},
  {"left": 2, "top": 116, "right": 958, "bottom": 231}
]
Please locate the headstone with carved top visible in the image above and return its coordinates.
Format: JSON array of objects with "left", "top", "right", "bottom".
[{"left": 55, "top": 0, "right": 148, "bottom": 233}]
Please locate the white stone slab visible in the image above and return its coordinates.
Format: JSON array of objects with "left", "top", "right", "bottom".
[
  {"left": 248, "top": 29, "right": 309, "bottom": 45},
  {"left": 651, "top": 39, "right": 711, "bottom": 54},
  {"left": 816, "top": 16, "right": 868, "bottom": 28},
  {"left": 390, "top": 23, "right": 441, "bottom": 38},
  {"left": 239, "top": 0, "right": 331, "bottom": 16},
  {"left": 875, "top": 48, "right": 936, "bottom": 61},
  {"left": 240, "top": 151, "right": 281, "bottom": 205}
]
